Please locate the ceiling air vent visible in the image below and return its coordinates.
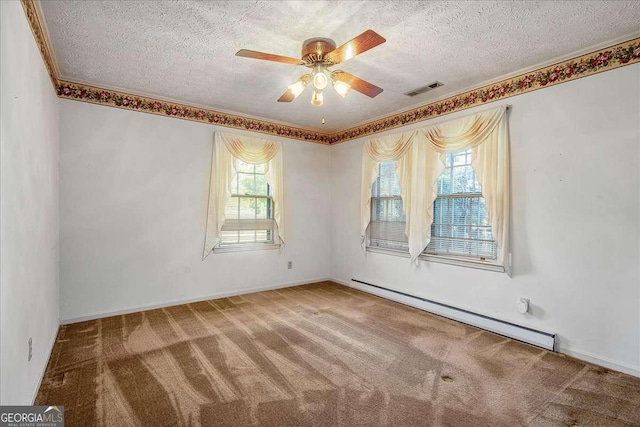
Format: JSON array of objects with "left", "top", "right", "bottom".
[{"left": 404, "top": 81, "right": 444, "bottom": 97}]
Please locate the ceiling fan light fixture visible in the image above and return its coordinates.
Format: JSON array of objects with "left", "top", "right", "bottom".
[
  {"left": 344, "top": 44, "right": 355, "bottom": 61},
  {"left": 333, "top": 80, "right": 352, "bottom": 98},
  {"left": 312, "top": 65, "right": 328, "bottom": 90},
  {"left": 288, "top": 80, "right": 307, "bottom": 98},
  {"left": 311, "top": 90, "right": 323, "bottom": 107}
]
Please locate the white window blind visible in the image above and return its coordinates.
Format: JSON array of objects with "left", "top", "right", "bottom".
[
  {"left": 370, "top": 161, "right": 408, "bottom": 250},
  {"left": 425, "top": 150, "right": 497, "bottom": 259},
  {"left": 368, "top": 152, "right": 496, "bottom": 261},
  {"left": 220, "top": 160, "right": 276, "bottom": 246}
]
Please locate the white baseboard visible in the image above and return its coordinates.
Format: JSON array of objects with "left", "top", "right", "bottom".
[
  {"left": 60, "top": 277, "right": 330, "bottom": 325},
  {"left": 31, "top": 322, "right": 59, "bottom": 404},
  {"left": 558, "top": 345, "right": 640, "bottom": 378},
  {"left": 336, "top": 278, "right": 555, "bottom": 350}
]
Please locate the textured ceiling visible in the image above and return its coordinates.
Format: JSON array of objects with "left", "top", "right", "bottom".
[{"left": 40, "top": 1, "right": 640, "bottom": 132}]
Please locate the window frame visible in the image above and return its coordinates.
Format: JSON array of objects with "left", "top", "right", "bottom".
[
  {"left": 214, "top": 161, "right": 281, "bottom": 253},
  {"left": 425, "top": 150, "right": 497, "bottom": 262},
  {"left": 366, "top": 155, "right": 504, "bottom": 272},
  {"left": 369, "top": 161, "right": 408, "bottom": 251}
]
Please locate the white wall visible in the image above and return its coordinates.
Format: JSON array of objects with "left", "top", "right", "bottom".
[
  {"left": 55, "top": 47, "right": 639, "bottom": 376},
  {"left": 331, "top": 64, "right": 640, "bottom": 376},
  {"left": 59, "top": 100, "right": 331, "bottom": 321},
  {"left": 0, "top": 1, "right": 60, "bottom": 404}
]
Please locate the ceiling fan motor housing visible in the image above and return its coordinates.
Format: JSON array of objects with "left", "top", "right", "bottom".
[{"left": 301, "top": 38, "right": 337, "bottom": 65}]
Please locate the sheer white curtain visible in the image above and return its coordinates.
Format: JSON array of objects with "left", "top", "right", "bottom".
[
  {"left": 361, "top": 105, "right": 510, "bottom": 267},
  {"left": 361, "top": 130, "right": 415, "bottom": 246},
  {"left": 203, "top": 132, "right": 284, "bottom": 259}
]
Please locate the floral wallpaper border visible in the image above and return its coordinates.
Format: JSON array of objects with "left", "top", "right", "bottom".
[
  {"left": 55, "top": 80, "right": 333, "bottom": 144},
  {"left": 21, "top": 0, "right": 640, "bottom": 145},
  {"left": 20, "top": 0, "right": 333, "bottom": 145},
  {"left": 20, "top": 0, "right": 59, "bottom": 88},
  {"left": 331, "top": 38, "right": 640, "bottom": 143}
]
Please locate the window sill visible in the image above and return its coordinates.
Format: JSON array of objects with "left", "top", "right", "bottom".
[
  {"left": 366, "top": 246, "right": 505, "bottom": 273},
  {"left": 214, "top": 243, "right": 281, "bottom": 254}
]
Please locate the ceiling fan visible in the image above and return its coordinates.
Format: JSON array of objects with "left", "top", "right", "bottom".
[{"left": 236, "top": 30, "right": 386, "bottom": 107}]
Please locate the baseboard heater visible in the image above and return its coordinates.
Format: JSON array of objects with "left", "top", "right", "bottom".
[{"left": 349, "top": 279, "right": 556, "bottom": 351}]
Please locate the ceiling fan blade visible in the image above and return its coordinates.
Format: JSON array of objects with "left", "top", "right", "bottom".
[
  {"left": 277, "top": 88, "right": 296, "bottom": 102},
  {"left": 324, "top": 30, "right": 386, "bottom": 64},
  {"left": 236, "top": 49, "right": 303, "bottom": 65},
  {"left": 332, "top": 71, "right": 383, "bottom": 98}
]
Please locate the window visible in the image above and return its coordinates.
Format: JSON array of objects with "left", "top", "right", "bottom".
[
  {"left": 218, "top": 160, "right": 277, "bottom": 248},
  {"left": 368, "top": 149, "right": 496, "bottom": 263},
  {"left": 203, "top": 132, "right": 284, "bottom": 259},
  {"left": 426, "top": 150, "right": 496, "bottom": 260},
  {"left": 369, "top": 161, "right": 408, "bottom": 250}
]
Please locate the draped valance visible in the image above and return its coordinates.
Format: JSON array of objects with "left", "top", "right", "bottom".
[
  {"left": 203, "top": 132, "right": 284, "bottom": 259},
  {"left": 361, "top": 105, "right": 510, "bottom": 268}
]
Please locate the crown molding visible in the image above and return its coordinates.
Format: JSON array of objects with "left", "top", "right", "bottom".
[
  {"left": 331, "top": 37, "right": 640, "bottom": 143},
  {"left": 20, "top": 0, "right": 640, "bottom": 145},
  {"left": 55, "top": 74, "right": 317, "bottom": 132},
  {"left": 351, "top": 29, "right": 640, "bottom": 130},
  {"left": 55, "top": 79, "right": 333, "bottom": 144},
  {"left": 20, "top": 0, "right": 332, "bottom": 145},
  {"left": 20, "top": 0, "right": 60, "bottom": 88}
]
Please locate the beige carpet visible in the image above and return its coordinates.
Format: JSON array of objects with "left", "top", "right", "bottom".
[{"left": 36, "top": 281, "right": 640, "bottom": 426}]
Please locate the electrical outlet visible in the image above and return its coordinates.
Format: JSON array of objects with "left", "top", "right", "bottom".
[
  {"left": 517, "top": 298, "right": 530, "bottom": 314},
  {"left": 28, "top": 337, "right": 33, "bottom": 361},
  {"left": 287, "top": 261, "right": 292, "bottom": 269}
]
